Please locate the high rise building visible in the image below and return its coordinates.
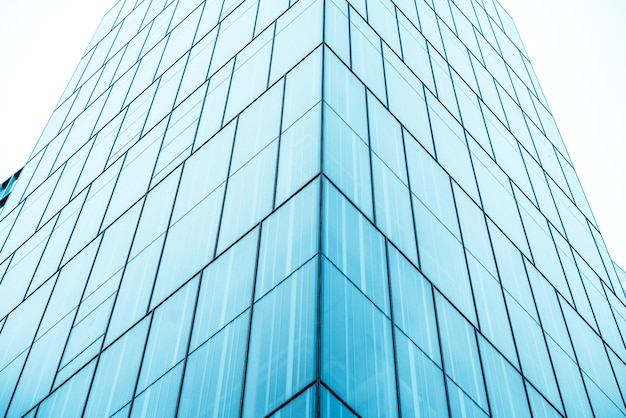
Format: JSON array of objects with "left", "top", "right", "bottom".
[{"left": 1, "top": 0, "right": 625, "bottom": 416}]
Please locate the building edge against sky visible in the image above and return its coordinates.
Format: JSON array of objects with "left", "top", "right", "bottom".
[{"left": 1, "top": 0, "right": 626, "bottom": 417}]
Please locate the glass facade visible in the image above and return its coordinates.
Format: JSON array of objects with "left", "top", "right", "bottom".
[{"left": 0, "top": 0, "right": 624, "bottom": 416}]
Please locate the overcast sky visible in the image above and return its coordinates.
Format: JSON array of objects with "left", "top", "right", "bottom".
[{"left": 0, "top": 0, "right": 624, "bottom": 266}]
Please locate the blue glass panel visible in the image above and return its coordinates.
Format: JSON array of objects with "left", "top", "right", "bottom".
[
  {"left": 0, "top": 352, "right": 27, "bottom": 416},
  {"left": 452, "top": 184, "right": 497, "bottom": 275},
  {"left": 130, "top": 362, "right": 184, "bottom": 418},
  {"left": 152, "top": 184, "right": 224, "bottom": 309},
  {"left": 255, "top": 0, "right": 289, "bottom": 35},
  {"left": 478, "top": 336, "right": 531, "bottom": 418},
  {"left": 195, "top": 61, "right": 234, "bottom": 144},
  {"left": 388, "top": 245, "right": 440, "bottom": 365},
  {"left": 242, "top": 259, "right": 317, "bottom": 417},
  {"left": 467, "top": 255, "right": 518, "bottom": 366},
  {"left": 395, "top": 328, "right": 448, "bottom": 417},
  {"left": 324, "top": 48, "right": 367, "bottom": 140},
  {"left": 367, "top": 93, "right": 406, "bottom": 182},
  {"left": 230, "top": 82, "right": 282, "bottom": 174},
  {"left": 397, "top": 14, "right": 435, "bottom": 92},
  {"left": 129, "top": 166, "right": 180, "bottom": 259},
  {"left": 0, "top": 279, "right": 54, "bottom": 377},
  {"left": 224, "top": 29, "right": 274, "bottom": 126},
  {"left": 323, "top": 181, "right": 389, "bottom": 314},
  {"left": 178, "top": 313, "right": 249, "bottom": 418},
  {"left": 320, "top": 386, "right": 358, "bottom": 418},
  {"left": 436, "top": 293, "right": 487, "bottom": 410},
  {"left": 405, "top": 136, "right": 460, "bottom": 239},
  {"left": 281, "top": 47, "right": 322, "bottom": 130},
  {"left": 82, "top": 202, "right": 141, "bottom": 297},
  {"left": 37, "top": 361, "right": 96, "bottom": 417},
  {"left": 217, "top": 140, "right": 277, "bottom": 252},
  {"left": 367, "top": 0, "right": 401, "bottom": 53},
  {"left": 384, "top": 47, "right": 432, "bottom": 152},
  {"left": 429, "top": 98, "right": 479, "bottom": 203},
  {"left": 268, "top": 386, "right": 315, "bottom": 418},
  {"left": 372, "top": 155, "right": 418, "bottom": 264},
  {"left": 151, "top": 86, "right": 205, "bottom": 185},
  {"left": 527, "top": 383, "right": 562, "bottom": 418},
  {"left": 547, "top": 339, "right": 593, "bottom": 417},
  {"left": 350, "top": 12, "right": 386, "bottom": 101},
  {"left": 37, "top": 239, "right": 99, "bottom": 335},
  {"left": 269, "top": 0, "right": 323, "bottom": 84},
  {"left": 210, "top": 0, "right": 257, "bottom": 74},
  {"left": 323, "top": 104, "right": 373, "bottom": 219},
  {"left": 414, "top": 198, "right": 476, "bottom": 324},
  {"left": 171, "top": 121, "right": 234, "bottom": 224},
  {"left": 83, "top": 318, "right": 150, "bottom": 417},
  {"left": 489, "top": 224, "right": 537, "bottom": 320},
  {"left": 562, "top": 302, "right": 623, "bottom": 408},
  {"left": 6, "top": 315, "right": 73, "bottom": 417},
  {"left": 324, "top": 0, "right": 350, "bottom": 65},
  {"left": 527, "top": 268, "right": 574, "bottom": 356},
  {"left": 256, "top": 180, "right": 319, "bottom": 300},
  {"left": 322, "top": 258, "right": 398, "bottom": 418},
  {"left": 102, "top": 135, "right": 160, "bottom": 228},
  {"left": 136, "top": 278, "right": 198, "bottom": 393},
  {"left": 507, "top": 295, "right": 562, "bottom": 411},
  {"left": 275, "top": 105, "right": 321, "bottom": 206},
  {"left": 584, "top": 375, "right": 625, "bottom": 418},
  {"left": 191, "top": 228, "right": 258, "bottom": 351},
  {"left": 1, "top": 218, "right": 55, "bottom": 307},
  {"left": 106, "top": 235, "right": 163, "bottom": 347}
]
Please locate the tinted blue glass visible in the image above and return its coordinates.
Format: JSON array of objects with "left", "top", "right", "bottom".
[
  {"left": 276, "top": 105, "right": 321, "bottom": 206},
  {"left": 217, "top": 140, "right": 277, "bottom": 252},
  {"left": 6, "top": 315, "right": 73, "bottom": 417},
  {"left": 324, "top": 48, "right": 367, "bottom": 140},
  {"left": 323, "top": 104, "right": 373, "bottom": 219},
  {"left": 414, "top": 198, "right": 476, "bottom": 323},
  {"left": 372, "top": 155, "right": 418, "bottom": 264},
  {"left": 1, "top": 0, "right": 624, "bottom": 414},
  {"left": 436, "top": 294, "right": 487, "bottom": 410},
  {"left": 269, "top": 0, "right": 323, "bottom": 84},
  {"left": 320, "top": 387, "right": 358, "bottom": 418},
  {"left": 191, "top": 228, "right": 258, "bottom": 351},
  {"left": 350, "top": 11, "right": 386, "bottom": 101},
  {"left": 151, "top": 184, "right": 224, "bottom": 309},
  {"left": 322, "top": 258, "right": 398, "bottom": 418},
  {"left": 323, "top": 181, "right": 389, "bottom": 314},
  {"left": 37, "top": 361, "right": 96, "bottom": 417},
  {"left": 130, "top": 362, "right": 183, "bottom": 418},
  {"left": 268, "top": 386, "right": 316, "bottom": 418},
  {"left": 395, "top": 329, "right": 448, "bottom": 417},
  {"left": 507, "top": 295, "right": 562, "bottom": 411},
  {"left": 256, "top": 180, "right": 319, "bottom": 300},
  {"left": 479, "top": 337, "right": 531, "bottom": 418},
  {"left": 243, "top": 259, "right": 317, "bottom": 417},
  {"left": 136, "top": 278, "right": 198, "bottom": 393},
  {"left": 388, "top": 245, "right": 440, "bottom": 364},
  {"left": 178, "top": 313, "right": 248, "bottom": 417},
  {"left": 83, "top": 318, "right": 149, "bottom": 417}
]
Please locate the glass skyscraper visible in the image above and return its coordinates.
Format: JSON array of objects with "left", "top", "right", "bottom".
[{"left": 1, "top": 0, "right": 625, "bottom": 416}]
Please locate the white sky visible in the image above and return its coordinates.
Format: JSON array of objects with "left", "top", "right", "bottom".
[{"left": 0, "top": 0, "right": 624, "bottom": 266}]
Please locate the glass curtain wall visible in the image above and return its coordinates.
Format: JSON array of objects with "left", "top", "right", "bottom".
[{"left": 0, "top": 0, "right": 625, "bottom": 416}]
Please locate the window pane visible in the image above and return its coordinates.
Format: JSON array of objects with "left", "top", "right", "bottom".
[
  {"left": 322, "top": 258, "right": 398, "bottom": 418},
  {"left": 178, "top": 313, "right": 249, "bottom": 418},
  {"left": 242, "top": 259, "right": 317, "bottom": 417}
]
